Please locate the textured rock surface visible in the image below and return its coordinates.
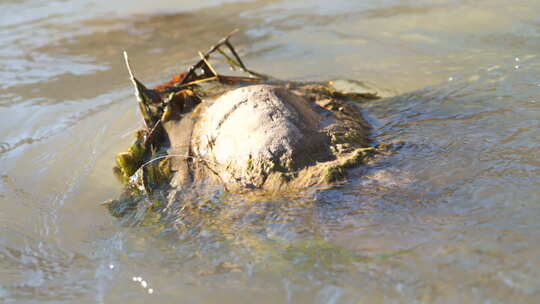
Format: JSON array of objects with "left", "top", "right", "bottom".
[
  {"left": 191, "top": 85, "right": 332, "bottom": 188},
  {"left": 154, "top": 83, "right": 373, "bottom": 191},
  {"left": 109, "top": 81, "right": 386, "bottom": 218}
]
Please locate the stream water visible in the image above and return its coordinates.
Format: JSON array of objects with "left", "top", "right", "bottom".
[{"left": 1, "top": 0, "right": 540, "bottom": 303}]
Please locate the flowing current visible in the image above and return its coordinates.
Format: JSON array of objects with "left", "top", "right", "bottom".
[{"left": 1, "top": 0, "right": 540, "bottom": 303}]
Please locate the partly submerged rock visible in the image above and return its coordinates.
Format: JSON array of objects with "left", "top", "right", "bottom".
[
  {"left": 107, "top": 79, "right": 398, "bottom": 218},
  {"left": 107, "top": 35, "right": 400, "bottom": 220},
  {"left": 162, "top": 83, "right": 380, "bottom": 192}
]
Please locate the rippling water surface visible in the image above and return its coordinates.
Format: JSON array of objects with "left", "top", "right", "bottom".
[{"left": 1, "top": 0, "right": 540, "bottom": 303}]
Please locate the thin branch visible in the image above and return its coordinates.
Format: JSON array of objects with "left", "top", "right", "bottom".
[
  {"left": 140, "top": 154, "right": 220, "bottom": 169},
  {"left": 123, "top": 51, "right": 142, "bottom": 102},
  {"left": 180, "top": 29, "right": 240, "bottom": 84},
  {"left": 217, "top": 47, "right": 242, "bottom": 70},
  {"left": 178, "top": 76, "right": 219, "bottom": 90},
  {"left": 218, "top": 75, "right": 265, "bottom": 85},
  {"left": 143, "top": 119, "right": 162, "bottom": 147},
  {"left": 204, "top": 28, "right": 240, "bottom": 57},
  {"left": 198, "top": 51, "right": 218, "bottom": 77},
  {"left": 221, "top": 42, "right": 268, "bottom": 79},
  {"left": 224, "top": 40, "right": 247, "bottom": 71}
]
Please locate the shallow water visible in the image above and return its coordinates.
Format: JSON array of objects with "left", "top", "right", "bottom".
[{"left": 1, "top": 0, "right": 540, "bottom": 303}]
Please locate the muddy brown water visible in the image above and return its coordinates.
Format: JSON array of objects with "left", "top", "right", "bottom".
[{"left": 1, "top": 0, "right": 540, "bottom": 303}]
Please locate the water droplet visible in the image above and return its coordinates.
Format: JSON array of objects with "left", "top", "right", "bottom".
[
  {"left": 148, "top": 288, "right": 154, "bottom": 294},
  {"left": 141, "top": 281, "right": 148, "bottom": 288}
]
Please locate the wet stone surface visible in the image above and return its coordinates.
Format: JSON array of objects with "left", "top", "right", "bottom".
[{"left": 108, "top": 79, "right": 396, "bottom": 219}]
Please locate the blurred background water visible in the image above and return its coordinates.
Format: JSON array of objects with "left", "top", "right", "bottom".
[{"left": 1, "top": 0, "right": 540, "bottom": 303}]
